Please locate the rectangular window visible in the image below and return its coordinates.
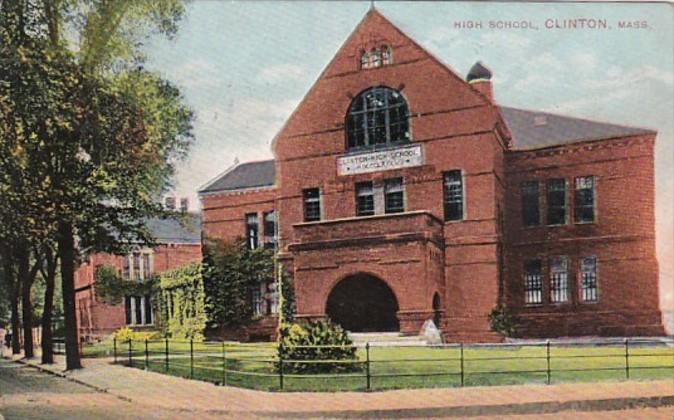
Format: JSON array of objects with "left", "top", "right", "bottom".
[
  {"left": 122, "top": 256, "right": 130, "bottom": 280},
  {"left": 263, "top": 211, "right": 276, "bottom": 249},
  {"left": 521, "top": 181, "right": 540, "bottom": 227},
  {"left": 133, "top": 252, "right": 141, "bottom": 281},
  {"left": 125, "top": 296, "right": 132, "bottom": 325},
  {"left": 574, "top": 176, "right": 595, "bottom": 223},
  {"left": 384, "top": 178, "right": 404, "bottom": 214},
  {"left": 443, "top": 170, "right": 464, "bottom": 221},
  {"left": 524, "top": 260, "right": 543, "bottom": 304},
  {"left": 549, "top": 256, "right": 569, "bottom": 303},
  {"left": 142, "top": 253, "right": 151, "bottom": 280},
  {"left": 268, "top": 282, "right": 279, "bottom": 314},
  {"left": 144, "top": 295, "right": 153, "bottom": 325},
  {"left": 355, "top": 181, "right": 375, "bottom": 216},
  {"left": 580, "top": 257, "right": 598, "bottom": 302},
  {"left": 251, "top": 286, "right": 263, "bottom": 316},
  {"left": 246, "top": 213, "right": 259, "bottom": 250},
  {"left": 303, "top": 188, "right": 321, "bottom": 222},
  {"left": 547, "top": 179, "right": 567, "bottom": 225}
]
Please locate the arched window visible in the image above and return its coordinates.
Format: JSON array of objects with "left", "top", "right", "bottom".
[{"left": 346, "top": 86, "right": 410, "bottom": 150}]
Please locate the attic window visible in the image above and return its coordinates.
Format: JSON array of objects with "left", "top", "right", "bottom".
[{"left": 360, "top": 46, "right": 392, "bottom": 69}]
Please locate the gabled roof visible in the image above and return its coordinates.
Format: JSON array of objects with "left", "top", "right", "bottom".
[
  {"left": 198, "top": 159, "right": 275, "bottom": 194},
  {"left": 146, "top": 213, "right": 201, "bottom": 244},
  {"left": 501, "top": 107, "right": 655, "bottom": 150}
]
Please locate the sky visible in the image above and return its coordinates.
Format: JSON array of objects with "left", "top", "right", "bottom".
[{"left": 142, "top": 1, "right": 673, "bottom": 326}]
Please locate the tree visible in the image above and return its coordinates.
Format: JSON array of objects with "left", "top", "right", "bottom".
[{"left": 0, "top": 0, "right": 192, "bottom": 369}]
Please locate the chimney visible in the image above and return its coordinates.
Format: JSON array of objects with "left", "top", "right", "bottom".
[
  {"left": 180, "top": 198, "right": 189, "bottom": 213},
  {"left": 164, "top": 196, "right": 176, "bottom": 210},
  {"left": 466, "top": 61, "right": 494, "bottom": 103}
]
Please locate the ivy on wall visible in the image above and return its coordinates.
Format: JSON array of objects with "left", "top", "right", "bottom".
[
  {"left": 155, "top": 262, "right": 207, "bottom": 340},
  {"left": 94, "top": 265, "right": 155, "bottom": 305}
]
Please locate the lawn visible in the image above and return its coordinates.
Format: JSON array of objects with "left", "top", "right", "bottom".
[{"left": 82, "top": 339, "right": 674, "bottom": 392}]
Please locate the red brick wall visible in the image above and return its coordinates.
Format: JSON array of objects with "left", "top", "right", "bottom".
[
  {"left": 504, "top": 135, "right": 663, "bottom": 337},
  {"left": 74, "top": 243, "right": 202, "bottom": 341}
]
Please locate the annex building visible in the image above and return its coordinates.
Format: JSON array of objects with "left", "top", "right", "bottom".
[{"left": 199, "top": 9, "right": 664, "bottom": 342}]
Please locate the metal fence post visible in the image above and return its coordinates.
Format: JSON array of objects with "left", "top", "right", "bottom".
[
  {"left": 145, "top": 338, "right": 149, "bottom": 369},
  {"left": 460, "top": 343, "right": 464, "bottom": 387},
  {"left": 165, "top": 338, "right": 169, "bottom": 372},
  {"left": 546, "top": 340, "right": 551, "bottom": 385},
  {"left": 113, "top": 337, "right": 117, "bottom": 364},
  {"left": 128, "top": 339, "right": 132, "bottom": 367},
  {"left": 190, "top": 339, "right": 194, "bottom": 379},
  {"left": 279, "top": 343, "right": 284, "bottom": 390},
  {"left": 366, "top": 342, "right": 371, "bottom": 391},
  {"left": 625, "top": 338, "right": 630, "bottom": 380},
  {"left": 222, "top": 341, "right": 227, "bottom": 386}
]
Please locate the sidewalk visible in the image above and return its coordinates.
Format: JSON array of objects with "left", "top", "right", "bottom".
[{"left": 4, "top": 351, "right": 674, "bottom": 418}]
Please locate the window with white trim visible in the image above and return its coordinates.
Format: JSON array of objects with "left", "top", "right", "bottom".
[
  {"left": 574, "top": 176, "right": 595, "bottom": 223},
  {"left": 547, "top": 178, "right": 567, "bottom": 225},
  {"left": 384, "top": 178, "right": 404, "bottom": 214},
  {"left": 125, "top": 295, "right": 153, "bottom": 326},
  {"left": 549, "top": 256, "right": 569, "bottom": 303},
  {"left": 303, "top": 188, "right": 321, "bottom": 222},
  {"left": 263, "top": 211, "right": 276, "bottom": 249},
  {"left": 360, "top": 45, "right": 392, "bottom": 69},
  {"left": 524, "top": 260, "right": 543, "bottom": 304},
  {"left": 346, "top": 87, "right": 410, "bottom": 150},
  {"left": 356, "top": 181, "right": 375, "bottom": 216},
  {"left": 246, "top": 213, "right": 259, "bottom": 249},
  {"left": 443, "top": 170, "right": 464, "bottom": 221},
  {"left": 580, "top": 257, "right": 598, "bottom": 302}
]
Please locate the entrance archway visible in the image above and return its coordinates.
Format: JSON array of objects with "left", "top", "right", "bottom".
[
  {"left": 432, "top": 293, "right": 442, "bottom": 329},
  {"left": 326, "top": 273, "right": 399, "bottom": 332}
]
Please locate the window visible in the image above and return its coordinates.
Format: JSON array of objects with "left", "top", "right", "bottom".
[
  {"left": 346, "top": 86, "right": 410, "bottom": 150},
  {"left": 521, "top": 181, "right": 540, "bottom": 227},
  {"left": 443, "top": 170, "right": 464, "bottom": 221},
  {"left": 246, "top": 213, "right": 259, "bottom": 249},
  {"left": 133, "top": 252, "right": 141, "bottom": 281},
  {"left": 122, "top": 256, "right": 130, "bottom": 280},
  {"left": 580, "top": 257, "right": 598, "bottom": 302},
  {"left": 549, "top": 256, "right": 569, "bottom": 303},
  {"left": 574, "top": 176, "right": 595, "bottom": 223},
  {"left": 251, "top": 285, "right": 263, "bottom": 316},
  {"left": 356, "top": 181, "right": 375, "bottom": 216},
  {"left": 268, "top": 282, "right": 279, "bottom": 315},
  {"left": 303, "top": 188, "right": 321, "bottom": 222},
  {"left": 547, "top": 179, "right": 567, "bottom": 225},
  {"left": 125, "top": 295, "right": 153, "bottom": 325},
  {"left": 142, "top": 254, "right": 152, "bottom": 280},
  {"left": 384, "top": 178, "right": 404, "bottom": 214},
  {"left": 263, "top": 211, "right": 276, "bottom": 249},
  {"left": 524, "top": 260, "right": 543, "bottom": 304},
  {"left": 360, "top": 45, "right": 392, "bottom": 69}
]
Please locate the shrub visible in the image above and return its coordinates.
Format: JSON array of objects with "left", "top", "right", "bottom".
[
  {"left": 488, "top": 304, "right": 518, "bottom": 337},
  {"left": 112, "top": 327, "right": 161, "bottom": 342},
  {"left": 278, "top": 320, "right": 360, "bottom": 374}
]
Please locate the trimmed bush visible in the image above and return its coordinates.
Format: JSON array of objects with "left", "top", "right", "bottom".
[
  {"left": 112, "top": 327, "right": 161, "bottom": 342},
  {"left": 278, "top": 320, "right": 360, "bottom": 374},
  {"left": 489, "top": 304, "right": 518, "bottom": 337}
]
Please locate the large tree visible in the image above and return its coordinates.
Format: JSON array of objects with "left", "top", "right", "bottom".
[{"left": 0, "top": 0, "right": 192, "bottom": 369}]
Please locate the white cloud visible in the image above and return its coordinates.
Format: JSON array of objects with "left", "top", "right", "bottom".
[{"left": 257, "top": 63, "right": 306, "bottom": 83}]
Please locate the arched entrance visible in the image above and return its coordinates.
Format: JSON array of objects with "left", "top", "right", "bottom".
[
  {"left": 432, "top": 293, "right": 442, "bottom": 329},
  {"left": 326, "top": 273, "right": 399, "bottom": 332}
]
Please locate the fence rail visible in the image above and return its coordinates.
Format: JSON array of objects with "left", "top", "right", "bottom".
[{"left": 108, "top": 337, "right": 674, "bottom": 392}]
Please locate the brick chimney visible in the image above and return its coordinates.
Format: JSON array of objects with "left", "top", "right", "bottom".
[{"left": 466, "top": 61, "right": 494, "bottom": 103}]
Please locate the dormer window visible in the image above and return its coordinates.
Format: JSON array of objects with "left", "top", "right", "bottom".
[{"left": 360, "top": 45, "right": 392, "bottom": 69}]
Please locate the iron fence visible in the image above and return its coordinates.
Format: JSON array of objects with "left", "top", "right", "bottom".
[{"left": 110, "top": 337, "right": 674, "bottom": 392}]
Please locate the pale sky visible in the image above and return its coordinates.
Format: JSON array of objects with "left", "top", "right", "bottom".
[{"left": 142, "top": 1, "right": 673, "bottom": 328}]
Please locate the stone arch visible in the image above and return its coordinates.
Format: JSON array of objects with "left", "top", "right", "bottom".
[{"left": 325, "top": 273, "right": 400, "bottom": 332}]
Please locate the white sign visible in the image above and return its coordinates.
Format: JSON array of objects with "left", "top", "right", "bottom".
[{"left": 337, "top": 145, "right": 423, "bottom": 176}]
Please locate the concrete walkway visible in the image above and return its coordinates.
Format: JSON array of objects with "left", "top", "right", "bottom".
[{"left": 3, "top": 352, "right": 674, "bottom": 418}]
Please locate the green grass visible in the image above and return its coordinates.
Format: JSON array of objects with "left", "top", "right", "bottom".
[{"left": 84, "top": 340, "right": 674, "bottom": 392}]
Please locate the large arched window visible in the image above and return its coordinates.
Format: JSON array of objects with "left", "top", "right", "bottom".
[{"left": 346, "top": 86, "right": 410, "bottom": 150}]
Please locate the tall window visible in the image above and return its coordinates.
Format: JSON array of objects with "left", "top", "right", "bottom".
[
  {"left": 346, "top": 87, "right": 410, "bottom": 150},
  {"left": 355, "top": 181, "right": 375, "bottom": 216},
  {"left": 303, "top": 188, "right": 321, "bottom": 222},
  {"left": 521, "top": 181, "right": 540, "bottom": 227},
  {"left": 132, "top": 252, "right": 141, "bottom": 281},
  {"left": 246, "top": 213, "right": 259, "bottom": 249},
  {"left": 384, "top": 178, "right": 404, "bottom": 214},
  {"left": 122, "top": 256, "right": 130, "bottom": 280},
  {"left": 547, "top": 179, "right": 567, "bottom": 225},
  {"left": 125, "top": 295, "right": 153, "bottom": 325},
  {"left": 574, "top": 176, "right": 595, "bottom": 223},
  {"left": 263, "top": 211, "right": 276, "bottom": 249},
  {"left": 251, "top": 285, "right": 263, "bottom": 316},
  {"left": 443, "top": 170, "right": 464, "bottom": 221},
  {"left": 524, "top": 260, "right": 543, "bottom": 304},
  {"left": 580, "top": 257, "right": 598, "bottom": 302},
  {"left": 549, "top": 256, "right": 569, "bottom": 303},
  {"left": 142, "top": 254, "right": 152, "bottom": 280}
]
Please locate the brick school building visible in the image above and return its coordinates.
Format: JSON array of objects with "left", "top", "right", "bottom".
[{"left": 198, "top": 9, "right": 664, "bottom": 342}]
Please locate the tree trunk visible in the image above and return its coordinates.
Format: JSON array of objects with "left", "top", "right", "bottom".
[
  {"left": 18, "top": 245, "right": 34, "bottom": 358},
  {"left": 41, "top": 248, "right": 57, "bottom": 364},
  {"left": 57, "top": 221, "right": 81, "bottom": 370},
  {"left": 10, "top": 284, "right": 21, "bottom": 354}
]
